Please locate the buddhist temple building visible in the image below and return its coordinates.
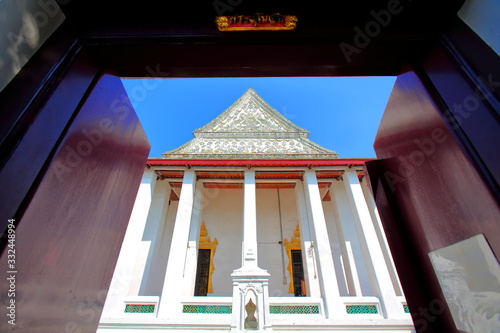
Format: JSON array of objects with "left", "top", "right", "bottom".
[{"left": 98, "top": 88, "right": 414, "bottom": 331}]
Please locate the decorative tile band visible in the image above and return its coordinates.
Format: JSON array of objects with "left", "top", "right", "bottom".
[
  {"left": 345, "top": 305, "right": 378, "bottom": 314},
  {"left": 182, "top": 305, "right": 232, "bottom": 314},
  {"left": 269, "top": 305, "right": 320, "bottom": 314},
  {"left": 403, "top": 304, "right": 410, "bottom": 313},
  {"left": 124, "top": 304, "right": 155, "bottom": 313}
]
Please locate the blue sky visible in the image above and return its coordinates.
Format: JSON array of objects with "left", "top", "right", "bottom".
[{"left": 122, "top": 77, "right": 396, "bottom": 158}]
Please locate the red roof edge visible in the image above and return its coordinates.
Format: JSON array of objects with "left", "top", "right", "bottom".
[{"left": 146, "top": 158, "right": 374, "bottom": 168}]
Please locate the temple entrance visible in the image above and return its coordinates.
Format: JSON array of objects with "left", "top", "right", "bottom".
[{"left": 194, "top": 249, "right": 211, "bottom": 296}]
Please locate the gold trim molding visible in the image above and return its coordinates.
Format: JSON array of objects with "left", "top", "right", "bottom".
[
  {"left": 284, "top": 223, "right": 302, "bottom": 294},
  {"left": 199, "top": 221, "right": 218, "bottom": 293},
  {"left": 216, "top": 14, "right": 297, "bottom": 31}
]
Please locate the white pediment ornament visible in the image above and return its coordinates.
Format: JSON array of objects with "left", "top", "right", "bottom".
[{"left": 163, "top": 88, "right": 338, "bottom": 159}]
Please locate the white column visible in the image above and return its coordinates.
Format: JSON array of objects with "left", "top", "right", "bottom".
[
  {"left": 158, "top": 169, "right": 196, "bottom": 318},
  {"left": 242, "top": 168, "right": 258, "bottom": 267},
  {"left": 231, "top": 168, "right": 270, "bottom": 331},
  {"left": 330, "top": 180, "right": 365, "bottom": 296},
  {"left": 322, "top": 199, "right": 350, "bottom": 296},
  {"left": 360, "top": 179, "right": 403, "bottom": 296},
  {"left": 303, "top": 169, "right": 346, "bottom": 319},
  {"left": 294, "top": 181, "right": 321, "bottom": 297},
  {"left": 183, "top": 180, "right": 205, "bottom": 296},
  {"left": 101, "top": 169, "right": 157, "bottom": 317},
  {"left": 136, "top": 179, "right": 171, "bottom": 295},
  {"left": 342, "top": 169, "right": 404, "bottom": 318}
]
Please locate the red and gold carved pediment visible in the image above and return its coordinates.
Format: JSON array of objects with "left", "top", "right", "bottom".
[{"left": 216, "top": 14, "right": 297, "bottom": 31}]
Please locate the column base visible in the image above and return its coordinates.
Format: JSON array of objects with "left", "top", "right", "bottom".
[{"left": 231, "top": 266, "right": 270, "bottom": 331}]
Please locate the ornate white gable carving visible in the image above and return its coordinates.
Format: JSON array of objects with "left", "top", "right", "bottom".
[
  {"left": 195, "top": 89, "right": 306, "bottom": 137},
  {"left": 162, "top": 88, "right": 338, "bottom": 159}
]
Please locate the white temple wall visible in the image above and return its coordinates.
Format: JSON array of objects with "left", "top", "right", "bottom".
[
  {"left": 120, "top": 174, "right": 397, "bottom": 301},
  {"left": 257, "top": 188, "right": 298, "bottom": 296},
  {"left": 121, "top": 176, "right": 392, "bottom": 301},
  {"left": 172, "top": 186, "right": 303, "bottom": 297},
  {"left": 125, "top": 184, "right": 306, "bottom": 298},
  {"left": 202, "top": 187, "right": 243, "bottom": 296}
]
